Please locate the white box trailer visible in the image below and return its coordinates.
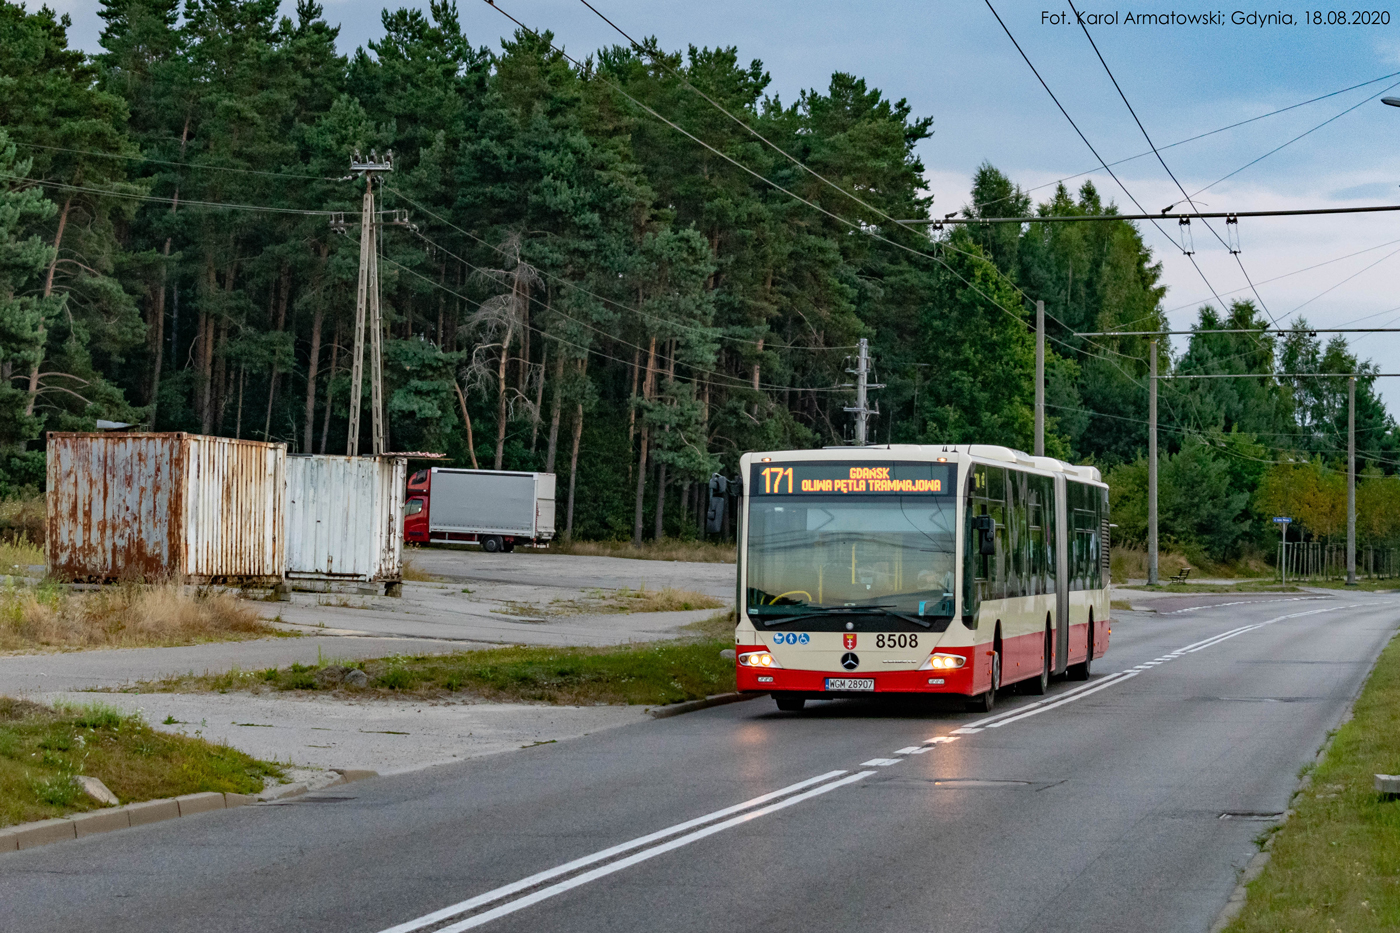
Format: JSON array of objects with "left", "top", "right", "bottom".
[
  {"left": 285, "top": 455, "right": 406, "bottom": 592},
  {"left": 403, "top": 468, "right": 555, "bottom": 552}
]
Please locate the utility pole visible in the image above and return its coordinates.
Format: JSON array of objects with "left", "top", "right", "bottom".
[
  {"left": 1035, "top": 300, "right": 1045, "bottom": 457},
  {"left": 1348, "top": 375, "right": 1357, "bottom": 586},
  {"left": 843, "top": 338, "right": 883, "bottom": 446},
  {"left": 347, "top": 150, "right": 392, "bottom": 457},
  {"left": 1148, "top": 338, "right": 1159, "bottom": 586}
]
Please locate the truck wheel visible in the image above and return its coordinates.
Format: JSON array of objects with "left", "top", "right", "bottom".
[
  {"left": 501, "top": 540, "right": 515, "bottom": 553},
  {"left": 481, "top": 536, "right": 503, "bottom": 553}
]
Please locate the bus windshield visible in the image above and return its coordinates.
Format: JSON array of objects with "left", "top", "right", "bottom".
[{"left": 745, "top": 494, "right": 957, "bottom": 626}]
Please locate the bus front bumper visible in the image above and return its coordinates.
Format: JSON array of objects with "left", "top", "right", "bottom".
[{"left": 736, "top": 664, "right": 977, "bottom": 696}]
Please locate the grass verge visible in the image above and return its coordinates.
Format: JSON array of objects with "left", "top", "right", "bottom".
[
  {"left": 1116, "top": 581, "right": 1302, "bottom": 595},
  {"left": 1223, "top": 632, "right": 1400, "bottom": 933},
  {"left": 0, "top": 582, "right": 283, "bottom": 652},
  {"left": 540, "top": 537, "right": 736, "bottom": 564},
  {"left": 0, "top": 696, "right": 282, "bottom": 827},
  {"left": 499, "top": 586, "right": 726, "bottom": 617},
  {"left": 124, "top": 631, "right": 739, "bottom": 706}
]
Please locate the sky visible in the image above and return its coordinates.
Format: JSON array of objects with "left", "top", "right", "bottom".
[{"left": 47, "top": 0, "right": 1400, "bottom": 417}]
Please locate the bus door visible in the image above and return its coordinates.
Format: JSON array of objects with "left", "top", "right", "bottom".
[{"left": 1053, "top": 473, "right": 1070, "bottom": 675}]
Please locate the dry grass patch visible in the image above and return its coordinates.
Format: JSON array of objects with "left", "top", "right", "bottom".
[
  {"left": 1223, "top": 632, "right": 1400, "bottom": 933},
  {"left": 401, "top": 559, "right": 436, "bottom": 582},
  {"left": 0, "top": 696, "right": 281, "bottom": 827},
  {"left": 0, "top": 583, "right": 282, "bottom": 652},
  {"left": 499, "top": 585, "right": 726, "bottom": 618},
  {"left": 542, "top": 538, "right": 736, "bottom": 564}
]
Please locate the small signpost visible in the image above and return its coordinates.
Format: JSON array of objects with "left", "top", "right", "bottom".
[{"left": 1273, "top": 517, "right": 1291, "bottom": 586}]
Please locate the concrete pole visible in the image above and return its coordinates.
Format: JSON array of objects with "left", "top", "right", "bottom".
[
  {"left": 1147, "top": 339, "right": 1159, "bottom": 586},
  {"left": 369, "top": 210, "right": 385, "bottom": 456},
  {"left": 1347, "top": 375, "right": 1357, "bottom": 586},
  {"left": 1035, "top": 300, "right": 1045, "bottom": 457},
  {"left": 346, "top": 173, "right": 372, "bottom": 457},
  {"left": 854, "top": 338, "right": 869, "bottom": 446}
]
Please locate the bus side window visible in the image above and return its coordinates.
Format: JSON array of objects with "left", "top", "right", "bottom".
[
  {"left": 962, "top": 471, "right": 985, "bottom": 626},
  {"left": 987, "top": 467, "right": 1007, "bottom": 600}
]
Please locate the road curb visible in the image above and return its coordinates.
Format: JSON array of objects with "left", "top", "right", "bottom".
[
  {"left": 649, "top": 693, "right": 756, "bottom": 719},
  {"left": 0, "top": 769, "right": 379, "bottom": 856}
]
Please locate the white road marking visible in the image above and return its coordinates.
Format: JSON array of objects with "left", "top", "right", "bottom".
[
  {"left": 423, "top": 772, "right": 878, "bottom": 933},
  {"left": 861, "top": 758, "right": 903, "bottom": 766},
  {"left": 925, "top": 736, "right": 960, "bottom": 745},
  {"left": 1163, "top": 596, "right": 1327, "bottom": 615},
  {"left": 376, "top": 770, "right": 851, "bottom": 933},
  {"left": 895, "top": 746, "right": 930, "bottom": 755},
  {"left": 967, "top": 604, "right": 1364, "bottom": 733}
]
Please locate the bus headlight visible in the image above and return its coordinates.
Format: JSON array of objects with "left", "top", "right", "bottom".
[
  {"left": 738, "top": 650, "right": 783, "bottom": 669},
  {"left": 918, "top": 652, "right": 967, "bottom": 671}
]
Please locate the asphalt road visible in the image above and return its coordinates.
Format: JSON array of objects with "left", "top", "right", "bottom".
[{"left": 4, "top": 591, "right": 1396, "bottom": 933}]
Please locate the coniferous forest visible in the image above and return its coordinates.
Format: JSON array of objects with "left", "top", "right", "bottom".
[{"left": 2, "top": 0, "right": 1398, "bottom": 560}]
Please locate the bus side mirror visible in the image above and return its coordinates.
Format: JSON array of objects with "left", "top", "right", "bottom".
[
  {"left": 972, "top": 515, "right": 996, "bottom": 555},
  {"left": 706, "top": 474, "right": 729, "bottom": 534}
]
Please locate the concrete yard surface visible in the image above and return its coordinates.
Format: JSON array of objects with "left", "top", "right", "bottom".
[{"left": 38, "top": 690, "right": 652, "bottom": 775}]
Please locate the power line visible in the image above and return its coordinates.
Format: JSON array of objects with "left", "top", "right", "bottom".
[
  {"left": 12, "top": 140, "right": 342, "bottom": 182},
  {"left": 0, "top": 172, "right": 333, "bottom": 216},
  {"left": 897, "top": 202, "right": 1400, "bottom": 225},
  {"left": 384, "top": 187, "right": 853, "bottom": 354}
]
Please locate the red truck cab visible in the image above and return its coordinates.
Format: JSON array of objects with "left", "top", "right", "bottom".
[{"left": 404, "top": 469, "right": 430, "bottom": 543}]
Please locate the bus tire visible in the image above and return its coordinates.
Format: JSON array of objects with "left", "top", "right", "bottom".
[
  {"left": 774, "top": 694, "right": 805, "bottom": 712},
  {"left": 481, "top": 536, "right": 503, "bottom": 553},
  {"left": 967, "top": 650, "right": 999, "bottom": 713},
  {"left": 1024, "top": 624, "right": 1050, "bottom": 695},
  {"left": 1070, "top": 617, "right": 1093, "bottom": 680}
]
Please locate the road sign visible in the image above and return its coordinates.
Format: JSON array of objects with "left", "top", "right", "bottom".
[{"left": 1272, "top": 516, "right": 1291, "bottom": 523}]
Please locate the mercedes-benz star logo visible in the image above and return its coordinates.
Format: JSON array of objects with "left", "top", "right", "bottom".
[{"left": 840, "top": 652, "right": 860, "bottom": 670}]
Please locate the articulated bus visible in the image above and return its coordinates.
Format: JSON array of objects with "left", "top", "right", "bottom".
[{"left": 733, "top": 445, "right": 1111, "bottom": 712}]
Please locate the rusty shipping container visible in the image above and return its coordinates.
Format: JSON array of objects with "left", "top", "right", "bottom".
[
  {"left": 47, "top": 433, "right": 286, "bottom": 584},
  {"left": 284, "top": 455, "right": 405, "bottom": 588}
]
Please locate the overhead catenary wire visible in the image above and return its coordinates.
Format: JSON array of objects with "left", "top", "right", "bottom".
[
  {"left": 569, "top": 0, "right": 1156, "bottom": 371},
  {"left": 981, "top": 0, "right": 1234, "bottom": 317},
  {"left": 970, "top": 67, "right": 1400, "bottom": 213}
]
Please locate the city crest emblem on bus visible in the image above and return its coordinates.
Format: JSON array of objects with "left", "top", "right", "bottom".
[{"left": 843, "top": 633, "right": 857, "bottom": 650}]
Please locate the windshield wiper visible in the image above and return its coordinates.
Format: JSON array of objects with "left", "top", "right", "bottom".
[{"left": 751, "top": 604, "right": 935, "bottom": 629}]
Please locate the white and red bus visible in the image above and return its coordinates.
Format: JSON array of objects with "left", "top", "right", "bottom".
[{"left": 732, "top": 445, "right": 1110, "bottom": 712}]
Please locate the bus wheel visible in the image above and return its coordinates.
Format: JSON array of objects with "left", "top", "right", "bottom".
[
  {"left": 966, "top": 650, "right": 999, "bottom": 713},
  {"left": 1070, "top": 620, "right": 1093, "bottom": 680},
  {"left": 1024, "top": 626, "right": 1050, "bottom": 696},
  {"left": 481, "top": 536, "right": 503, "bottom": 553},
  {"left": 774, "top": 694, "right": 805, "bottom": 712}
]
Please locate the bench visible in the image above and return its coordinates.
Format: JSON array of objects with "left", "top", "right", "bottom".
[{"left": 1169, "top": 567, "right": 1191, "bottom": 585}]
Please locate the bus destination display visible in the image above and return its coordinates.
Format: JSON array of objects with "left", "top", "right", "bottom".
[{"left": 752, "top": 461, "right": 954, "bottom": 496}]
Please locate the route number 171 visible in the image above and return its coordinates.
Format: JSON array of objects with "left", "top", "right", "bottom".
[{"left": 761, "top": 466, "right": 794, "bottom": 494}]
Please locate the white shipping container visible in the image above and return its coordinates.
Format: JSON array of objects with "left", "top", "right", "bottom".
[
  {"left": 47, "top": 432, "right": 286, "bottom": 584},
  {"left": 285, "top": 455, "right": 406, "bottom": 585}
]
